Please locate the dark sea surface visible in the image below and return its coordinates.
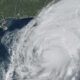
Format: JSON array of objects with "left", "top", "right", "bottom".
[{"left": 0, "top": 18, "right": 33, "bottom": 72}]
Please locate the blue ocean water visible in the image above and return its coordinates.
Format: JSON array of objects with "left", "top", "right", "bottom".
[{"left": 7, "top": 17, "right": 33, "bottom": 31}]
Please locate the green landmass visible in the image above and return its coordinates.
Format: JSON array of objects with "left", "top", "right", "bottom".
[{"left": 0, "top": 0, "right": 52, "bottom": 19}]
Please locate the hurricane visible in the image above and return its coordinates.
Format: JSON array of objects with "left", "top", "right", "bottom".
[{"left": 1, "top": 0, "right": 80, "bottom": 80}]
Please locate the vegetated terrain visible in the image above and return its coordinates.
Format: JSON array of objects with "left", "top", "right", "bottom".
[{"left": 0, "top": 0, "right": 52, "bottom": 19}]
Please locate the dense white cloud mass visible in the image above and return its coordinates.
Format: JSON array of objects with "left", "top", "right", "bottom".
[{"left": 1, "top": 0, "right": 80, "bottom": 80}]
